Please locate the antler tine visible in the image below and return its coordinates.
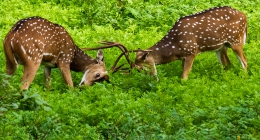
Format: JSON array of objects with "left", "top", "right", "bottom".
[
  {"left": 112, "top": 64, "right": 130, "bottom": 74},
  {"left": 99, "top": 41, "right": 120, "bottom": 45},
  {"left": 82, "top": 41, "right": 126, "bottom": 54},
  {"left": 109, "top": 51, "right": 125, "bottom": 72},
  {"left": 81, "top": 43, "right": 120, "bottom": 51},
  {"left": 129, "top": 49, "right": 153, "bottom": 53},
  {"left": 100, "top": 41, "right": 128, "bottom": 54}
]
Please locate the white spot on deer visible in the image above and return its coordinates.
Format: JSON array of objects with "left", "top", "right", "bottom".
[
  {"left": 10, "top": 40, "right": 14, "bottom": 49},
  {"left": 156, "top": 48, "right": 159, "bottom": 50},
  {"left": 243, "top": 32, "right": 246, "bottom": 44},
  {"left": 19, "top": 45, "right": 26, "bottom": 54},
  {"left": 79, "top": 70, "right": 89, "bottom": 86},
  {"left": 234, "top": 52, "right": 246, "bottom": 69}
]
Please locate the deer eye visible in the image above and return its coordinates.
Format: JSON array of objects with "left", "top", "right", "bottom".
[{"left": 95, "top": 73, "right": 100, "bottom": 78}]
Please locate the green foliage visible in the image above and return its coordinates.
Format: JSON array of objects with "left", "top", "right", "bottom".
[{"left": 1, "top": 0, "right": 260, "bottom": 139}]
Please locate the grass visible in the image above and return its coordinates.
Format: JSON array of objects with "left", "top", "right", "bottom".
[{"left": 0, "top": 0, "right": 260, "bottom": 139}]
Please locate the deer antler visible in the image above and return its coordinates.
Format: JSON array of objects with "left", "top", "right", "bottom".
[
  {"left": 107, "top": 46, "right": 153, "bottom": 73},
  {"left": 82, "top": 41, "right": 154, "bottom": 73},
  {"left": 81, "top": 41, "right": 135, "bottom": 73}
]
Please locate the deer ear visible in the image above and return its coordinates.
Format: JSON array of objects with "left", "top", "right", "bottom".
[
  {"left": 96, "top": 49, "right": 104, "bottom": 63},
  {"left": 136, "top": 49, "right": 149, "bottom": 61}
]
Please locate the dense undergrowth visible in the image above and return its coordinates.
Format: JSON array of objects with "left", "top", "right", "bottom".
[{"left": 1, "top": 0, "right": 260, "bottom": 139}]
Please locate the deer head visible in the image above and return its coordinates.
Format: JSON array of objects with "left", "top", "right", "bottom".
[
  {"left": 135, "top": 49, "right": 152, "bottom": 70},
  {"left": 3, "top": 17, "right": 112, "bottom": 90},
  {"left": 113, "top": 6, "right": 248, "bottom": 80},
  {"left": 78, "top": 49, "right": 109, "bottom": 86}
]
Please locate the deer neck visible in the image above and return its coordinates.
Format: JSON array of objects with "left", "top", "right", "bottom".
[
  {"left": 70, "top": 46, "right": 97, "bottom": 72},
  {"left": 147, "top": 38, "right": 184, "bottom": 64}
]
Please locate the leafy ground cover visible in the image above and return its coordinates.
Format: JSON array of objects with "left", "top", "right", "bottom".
[{"left": 0, "top": 0, "right": 260, "bottom": 139}]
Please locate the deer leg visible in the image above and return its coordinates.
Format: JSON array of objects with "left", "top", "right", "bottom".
[
  {"left": 58, "top": 65, "right": 73, "bottom": 87},
  {"left": 231, "top": 45, "right": 247, "bottom": 70},
  {"left": 216, "top": 46, "right": 231, "bottom": 70},
  {"left": 150, "top": 63, "right": 159, "bottom": 81},
  {"left": 223, "top": 49, "right": 231, "bottom": 69},
  {"left": 21, "top": 63, "right": 41, "bottom": 90},
  {"left": 181, "top": 55, "right": 195, "bottom": 79},
  {"left": 44, "top": 66, "right": 52, "bottom": 90}
]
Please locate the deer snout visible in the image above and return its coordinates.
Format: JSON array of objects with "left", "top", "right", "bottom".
[
  {"left": 134, "top": 63, "right": 147, "bottom": 71},
  {"left": 134, "top": 64, "right": 142, "bottom": 70},
  {"left": 97, "top": 75, "right": 110, "bottom": 83}
]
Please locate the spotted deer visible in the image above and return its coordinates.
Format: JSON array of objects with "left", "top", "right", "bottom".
[
  {"left": 132, "top": 6, "right": 247, "bottom": 80},
  {"left": 4, "top": 16, "right": 111, "bottom": 90}
]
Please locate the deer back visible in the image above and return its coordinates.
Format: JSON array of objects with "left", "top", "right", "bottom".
[{"left": 4, "top": 17, "right": 79, "bottom": 65}]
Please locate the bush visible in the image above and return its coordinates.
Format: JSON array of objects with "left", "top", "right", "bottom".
[{"left": 1, "top": 0, "right": 260, "bottom": 139}]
